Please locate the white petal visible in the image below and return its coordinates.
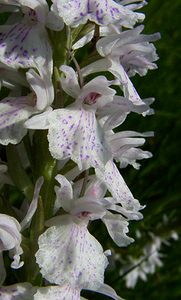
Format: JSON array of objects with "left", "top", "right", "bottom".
[
  {"left": 0, "top": 283, "right": 36, "bottom": 300},
  {"left": 47, "top": 108, "right": 111, "bottom": 170},
  {"left": 26, "top": 69, "right": 54, "bottom": 110},
  {"left": 95, "top": 283, "right": 123, "bottom": 300},
  {"left": 109, "top": 58, "right": 145, "bottom": 106},
  {"left": 60, "top": 65, "right": 80, "bottom": 98},
  {"left": 34, "top": 285, "right": 80, "bottom": 300},
  {"left": 102, "top": 213, "right": 134, "bottom": 247},
  {"left": 24, "top": 108, "right": 53, "bottom": 130},
  {"left": 0, "top": 95, "right": 36, "bottom": 145},
  {"left": 54, "top": 174, "right": 73, "bottom": 214},
  {"left": 20, "top": 177, "right": 44, "bottom": 231},
  {"left": 36, "top": 215, "right": 108, "bottom": 289},
  {"left": 96, "top": 161, "right": 142, "bottom": 215}
]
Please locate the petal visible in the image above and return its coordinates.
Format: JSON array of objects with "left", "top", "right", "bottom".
[
  {"left": 54, "top": 174, "right": 73, "bottom": 214},
  {"left": 109, "top": 58, "right": 145, "bottom": 106},
  {"left": 20, "top": 177, "right": 44, "bottom": 231},
  {"left": 47, "top": 108, "right": 111, "bottom": 170},
  {"left": 51, "top": 0, "right": 144, "bottom": 27},
  {"left": 0, "top": 95, "right": 36, "bottom": 145},
  {"left": 26, "top": 69, "right": 54, "bottom": 110},
  {"left": 96, "top": 161, "right": 142, "bottom": 215},
  {"left": 102, "top": 213, "right": 134, "bottom": 247},
  {"left": 36, "top": 215, "right": 108, "bottom": 289},
  {"left": 34, "top": 285, "right": 80, "bottom": 300},
  {"left": 0, "top": 283, "right": 36, "bottom": 300},
  {"left": 60, "top": 65, "right": 80, "bottom": 98},
  {"left": 95, "top": 283, "right": 123, "bottom": 300},
  {"left": 0, "top": 21, "right": 52, "bottom": 77}
]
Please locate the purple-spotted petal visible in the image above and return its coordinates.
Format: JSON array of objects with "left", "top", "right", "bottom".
[
  {"left": 36, "top": 215, "right": 108, "bottom": 289},
  {"left": 0, "top": 95, "right": 36, "bottom": 145},
  {"left": 34, "top": 285, "right": 80, "bottom": 300},
  {"left": 0, "top": 21, "right": 52, "bottom": 76},
  {"left": 51, "top": 0, "right": 144, "bottom": 27},
  {"left": 96, "top": 160, "right": 142, "bottom": 214},
  {"left": 47, "top": 108, "right": 111, "bottom": 170}
]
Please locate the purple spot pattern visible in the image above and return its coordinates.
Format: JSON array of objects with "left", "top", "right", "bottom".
[
  {"left": 36, "top": 219, "right": 107, "bottom": 289},
  {"left": 0, "top": 96, "right": 35, "bottom": 145},
  {"left": 35, "top": 286, "right": 80, "bottom": 300},
  {"left": 0, "top": 17, "right": 51, "bottom": 74},
  {"left": 47, "top": 108, "right": 111, "bottom": 170},
  {"left": 55, "top": 0, "right": 142, "bottom": 26}
]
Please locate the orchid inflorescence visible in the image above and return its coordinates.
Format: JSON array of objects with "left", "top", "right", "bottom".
[{"left": 0, "top": 0, "right": 160, "bottom": 299}]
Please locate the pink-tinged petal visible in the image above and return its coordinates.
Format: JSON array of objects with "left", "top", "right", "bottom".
[
  {"left": 36, "top": 215, "right": 108, "bottom": 289},
  {"left": 47, "top": 108, "right": 111, "bottom": 170},
  {"left": 0, "top": 283, "right": 36, "bottom": 300},
  {"left": 96, "top": 161, "right": 142, "bottom": 215},
  {"left": 20, "top": 177, "right": 44, "bottom": 231},
  {"left": 0, "top": 21, "right": 52, "bottom": 76},
  {"left": 34, "top": 285, "right": 80, "bottom": 300},
  {"left": 102, "top": 213, "right": 134, "bottom": 247},
  {"left": 51, "top": 0, "right": 144, "bottom": 27},
  {"left": 0, "top": 95, "right": 36, "bottom": 145}
]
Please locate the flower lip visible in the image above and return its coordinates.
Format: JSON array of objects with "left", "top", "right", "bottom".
[{"left": 83, "top": 92, "right": 102, "bottom": 105}]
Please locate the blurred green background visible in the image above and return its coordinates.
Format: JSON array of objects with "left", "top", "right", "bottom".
[{"left": 85, "top": 0, "right": 181, "bottom": 299}]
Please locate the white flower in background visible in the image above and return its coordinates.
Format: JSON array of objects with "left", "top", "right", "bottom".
[
  {"left": 0, "top": 161, "right": 12, "bottom": 185},
  {"left": 0, "top": 283, "right": 36, "bottom": 300},
  {"left": 0, "top": 68, "right": 53, "bottom": 145},
  {"left": 51, "top": 0, "right": 145, "bottom": 28},
  {"left": 0, "top": 0, "right": 63, "bottom": 77},
  {"left": 120, "top": 231, "right": 179, "bottom": 288},
  {"left": 25, "top": 66, "right": 116, "bottom": 170}
]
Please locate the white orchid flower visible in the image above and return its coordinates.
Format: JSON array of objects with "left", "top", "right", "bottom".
[
  {"left": 0, "top": 68, "right": 53, "bottom": 145},
  {"left": 25, "top": 66, "right": 116, "bottom": 170},
  {"left": 35, "top": 213, "right": 122, "bottom": 300},
  {"left": 52, "top": 173, "right": 138, "bottom": 247}
]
